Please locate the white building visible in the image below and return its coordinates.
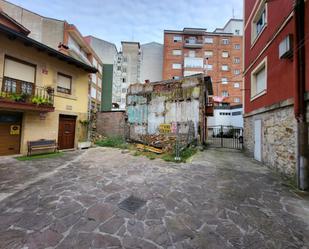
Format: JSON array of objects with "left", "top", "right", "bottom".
[{"left": 207, "top": 105, "right": 243, "bottom": 128}]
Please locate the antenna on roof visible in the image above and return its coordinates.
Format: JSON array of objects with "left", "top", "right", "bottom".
[{"left": 232, "top": 8, "right": 235, "bottom": 18}]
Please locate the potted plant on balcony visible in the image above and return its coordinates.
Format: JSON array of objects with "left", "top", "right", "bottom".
[
  {"left": 46, "top": 86, "right": 54, "bottom": 95},
  {"left": 10, "top": 93, "right": 29, "bottom": 103}
]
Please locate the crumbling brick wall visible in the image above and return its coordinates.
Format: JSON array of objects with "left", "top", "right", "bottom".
[{"left": 96, "top": 111, "right": 126, "bottom": 138}]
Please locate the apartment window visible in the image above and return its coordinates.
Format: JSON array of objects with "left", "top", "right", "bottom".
[
  {"left": 172, "top": 49, "right": 182, "bottom": 56},
  {"left": 234, "top": 98, "right": 241, "bottom": 103},
  {"left": 222, "top": 38, "right": 229, "bottom": 45},
  {"left": 221, "top": 65, "right": 229, "bottom": 71},
  {"left": 172, "top": 63, "right": 182, "bottom": 69},
  {"left": 204, "top": 51, "right": 213, "bottom": 58},
  {"left": 234, "top": 44, "right": 241, "bottom": 50},
  {"left": 97, "top": 77, "right": 102, "bottom": 88},
  {"left": 91, "top": 73, "right": 97, "bottom": 84},
  {"left": 234, "top": 69, "right": 241, "bottom": 75},
  {"left": 122, "top": 88, "right": 127, "bottom": 93},
  {"left": 3, "top": 57, "right": 35, "bottom": 94},
  {"left": 173, "top": 36, "right": 182, "bottom": 42},
  {"left": 221, "top": 91, "right": 229, "bottom": 97},
  {"left": 117, "top": 66, "right": 121, "bottom": 70},
  {"left": 205, "top": 37, "right": 213, "bottom": 44},
  {"left": 205, "top": 64, "right": 213, "bottom": 70},
  {"left": 91, "top": 87, "right": 96, "bottom": 99},
  {"left": 221, "top": 78, "right": 228, "bottom": 84},
  {"left": 57, "top": 73, "right": 72, "bottom": 94},
  {"left": 188, "top": 50, "right": 196, "bottom": 58},
  {"left": 234, "top": 83, "right": 240, "bottom": 88},
  {"left": 251, "top": 58, "right": 267, "bottom": 98},
  {"left": 235, "top": 29, "right": 240, "bottom": 35},
  {"left": 123, "top": 57, "right": 128, "bottom": 62},
  {"left": 222, "top": 51, "right": 229, "bottom": 58},
  {"left": 97, "top": 91, "right": 101, "bottom": 101},
  {"left": 122, "top": 67, "right": 127, "bottom": 73},
  {"left": 173, "top": 76, "right": 180, "bottom": 80},
  {"left": 122, "top": 78, "right": 126, "bottom": 83},
  {"left": 234, "top": 57, "right": 241, "bottom": 64},
  {"left": 252, "top": 2, "right": 267, "bottom": 42}
]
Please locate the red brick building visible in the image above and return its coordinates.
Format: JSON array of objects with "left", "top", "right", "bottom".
[
  {"left": 163, "top": 19, "right": 243, "bottom": 106},
  {"left": 243, "top": 0, "right": 308, "bottom": 188}
]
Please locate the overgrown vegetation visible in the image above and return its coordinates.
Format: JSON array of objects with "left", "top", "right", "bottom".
[
  {"left": 16, "top": 152, "right": 64, "bottom": 161},
  {"left": 96, "top": 137, "right": 197, "bottom": 163},
  {"left": 95, "top": 136, "right": 129, "bottom": 149}
]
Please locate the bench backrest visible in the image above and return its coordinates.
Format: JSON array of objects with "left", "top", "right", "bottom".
[{"left": 28, "top": 139, "right": 56, "bottom": 147}]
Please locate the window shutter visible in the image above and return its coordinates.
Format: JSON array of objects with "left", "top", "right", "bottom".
[
  {"left": 58, "top": 74, "right": 71, "bottom": 89},
  {"left": 4, "top": 58, "right": 35, "bottom": 83}
]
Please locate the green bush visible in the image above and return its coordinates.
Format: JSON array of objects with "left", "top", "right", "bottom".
[{"left": 95, "top": 136, "right": 128, "bottom": 149}]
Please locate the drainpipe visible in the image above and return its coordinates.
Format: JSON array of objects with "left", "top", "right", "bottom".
[{"left": 294, "top": 0, "right": 308, "bottom": 190}]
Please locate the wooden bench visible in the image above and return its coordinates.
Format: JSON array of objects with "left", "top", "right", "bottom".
[{"left": 27, "top": 139, "right": 57, "bottom": 156}]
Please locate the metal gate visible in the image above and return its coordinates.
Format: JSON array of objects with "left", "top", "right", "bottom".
[{"left": 207, "top": 126, "right": 243, "bottom": 150}]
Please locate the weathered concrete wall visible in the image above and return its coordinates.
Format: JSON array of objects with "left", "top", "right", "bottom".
[
  {"left": 244, "top": 104, "right": 296, "bottom": 177},
  {"left": 126, "top": 75, "right": 212, "bottom": 145},
  {"left": 96, "top": 111, "right": 126, "bottom": 138}
]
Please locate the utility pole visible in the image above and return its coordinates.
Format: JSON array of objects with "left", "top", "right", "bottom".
[{"left": 294, "top": 0, "right": 308, "bottom": 190}]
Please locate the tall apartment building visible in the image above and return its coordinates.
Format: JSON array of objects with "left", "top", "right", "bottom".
[
  {"left": 84, "top": 36, "right": 118, "bottom": 111},
  {"left": 163, "top": 19, "right": 243, "bottom": 106},
  {"left": 113, "top": 42, "right": 141, "bottom": 109},
  {"left": 0, "top": 0, "right": 103, "bottom": 110},
  {"left": 140, "top": 42, "right": 163, "bottom": 83}
]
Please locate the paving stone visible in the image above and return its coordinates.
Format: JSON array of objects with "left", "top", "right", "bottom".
[{"left": 0, "top": 148, "right": 308, "bottom": 248}]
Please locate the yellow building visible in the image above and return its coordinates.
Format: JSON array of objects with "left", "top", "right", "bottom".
[{"left": 0, "top": 11, "right": 97, "bottom": 155}]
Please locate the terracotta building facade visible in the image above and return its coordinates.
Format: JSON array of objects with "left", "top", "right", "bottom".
[
  {"left": 243, "top": 0, "right": 309, "bottom": 188},
  {"left": 163, "top": 19, "right": 243, "bottom": 106}
]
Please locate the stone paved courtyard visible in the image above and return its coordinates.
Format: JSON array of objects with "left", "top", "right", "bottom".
[{"left": 0, "top": 148, "right": 309, "bottom": 249}]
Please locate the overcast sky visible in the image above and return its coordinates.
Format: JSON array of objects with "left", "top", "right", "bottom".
[{"left": 7, "top": 0, "right": 243, "bottom": 49}]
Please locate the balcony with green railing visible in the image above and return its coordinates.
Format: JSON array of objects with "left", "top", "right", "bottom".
[{"left": 0, "top": 76, "right": 55, "bottom": 112}]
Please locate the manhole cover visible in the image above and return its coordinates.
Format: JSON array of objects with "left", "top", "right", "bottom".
[{"left": 118, "top": 195, "right": 146, "bottom": 214}]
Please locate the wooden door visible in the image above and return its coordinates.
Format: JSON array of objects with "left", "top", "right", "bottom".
[
  {"left": 0, "top": 113, "right": 22, "bottom": 155},
  {"left": 58, "top": 115, "right": 76, "bottom": 150}
]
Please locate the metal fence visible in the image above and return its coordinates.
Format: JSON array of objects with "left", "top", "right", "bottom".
[{"left": 207, "top": 126, "right": 243, "bottom": 150}]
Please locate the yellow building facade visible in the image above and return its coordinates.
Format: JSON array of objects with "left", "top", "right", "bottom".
[{"left": 0, "top": 12, "right": 97, "bottom": 155}]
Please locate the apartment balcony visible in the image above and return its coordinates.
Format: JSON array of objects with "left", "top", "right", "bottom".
[
  {"left": 0, "top": 77, "right": 55, "bottom": 112},
  {"left": 184, "top": 39, "right": 204, "bottom": 48},
  {"left": 184, "top": 57, "right": 204, "bottom": 69}
]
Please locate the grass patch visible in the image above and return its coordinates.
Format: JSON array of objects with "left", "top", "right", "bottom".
[
  {"left": 16, "top": 152, "right": 64, "bottom": 161},
  {"left": 95, "top": 136, "right": 129, "bottom": 149}
]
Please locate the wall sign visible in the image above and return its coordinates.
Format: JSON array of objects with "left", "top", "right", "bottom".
[
  {"left": 10, "top": 125, "right": 20, "bottom": 135},
  {"left": 159, "top": 124, "right": 171, "bottom": 133}
]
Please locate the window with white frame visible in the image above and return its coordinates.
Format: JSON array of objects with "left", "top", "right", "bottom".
[
  {"left": 205, "top": 37, "right": 213, "bottom": 44},
  {"left": 173, "top": 36, "right": 182, "bottom": 42},
  {"left": 222, "top": 38, "right": 229, "bottom": 45},
  {"left": 91, "top": 87, "right": 96, "bottom": 99},
  {"left": 188, "top": 50, "right": 196, "bottom": 57},
  {"left": 234, "top": 57, "right": 240, "bottom": 64},
  {"left": 205, "top": 64, "right": 213, "bottom": 70},
  {"left": 234, "top": 82, "right": 240, "bottom": 88},
  {"left": 234, "top": 97, "right": 240, "bottom": 103},
  {"left": 172, "top": 63, "right": 182, "bottom": 69},
  {"left": 221, "top": 65, "right": 229, "bottom": 71},
  {"left": 252, "top": 2, "right": 267, "bottom": 42},
  {"left": 234, "top": 69, "right": 241, "bottom": 75},
  {"left": 172, "top": 49, "right": 182, "bottom": 56},
  {"left": 234, "top": 44, "right": 241, "bottom": 50},
  {"left": 251, "top": 58, "right": 267, "bottom": 98},
  {"left": 91, "top": 73, "right": 97, "bottom": 84},
  {"left": 204, "top": 51, "right": 213, "bottom": 58},
  {"left": 221, "top": 78, "right": 228, "bottom": 84},
  {"left": 221, "top": 91, "right": 229, "bottom": 97},
  {"left": 57, "top": 73, "right": 72, "bottom": 94},
  {"left": 222, "top": 51, "right": 229, "bottom": 58}
]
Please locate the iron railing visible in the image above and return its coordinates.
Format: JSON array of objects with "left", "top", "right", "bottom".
[{"left": 1, "top": 76, "right": 54, "bottom": 107}]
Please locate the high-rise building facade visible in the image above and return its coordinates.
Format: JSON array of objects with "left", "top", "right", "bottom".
[{"left": 163, "top": 19, "right": 243, "bottom": 106}]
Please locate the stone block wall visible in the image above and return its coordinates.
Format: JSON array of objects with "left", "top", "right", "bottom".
[
  {"left": 244, "top": 105, "right": 296, "bottom": 177},
  {"left": 96, "top": 111, "right": 126, "bottom": 138}
]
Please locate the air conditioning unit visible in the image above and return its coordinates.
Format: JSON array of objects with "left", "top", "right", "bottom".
[{"left": 279, "top": 34, "right": 293, "bottom": 59}]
